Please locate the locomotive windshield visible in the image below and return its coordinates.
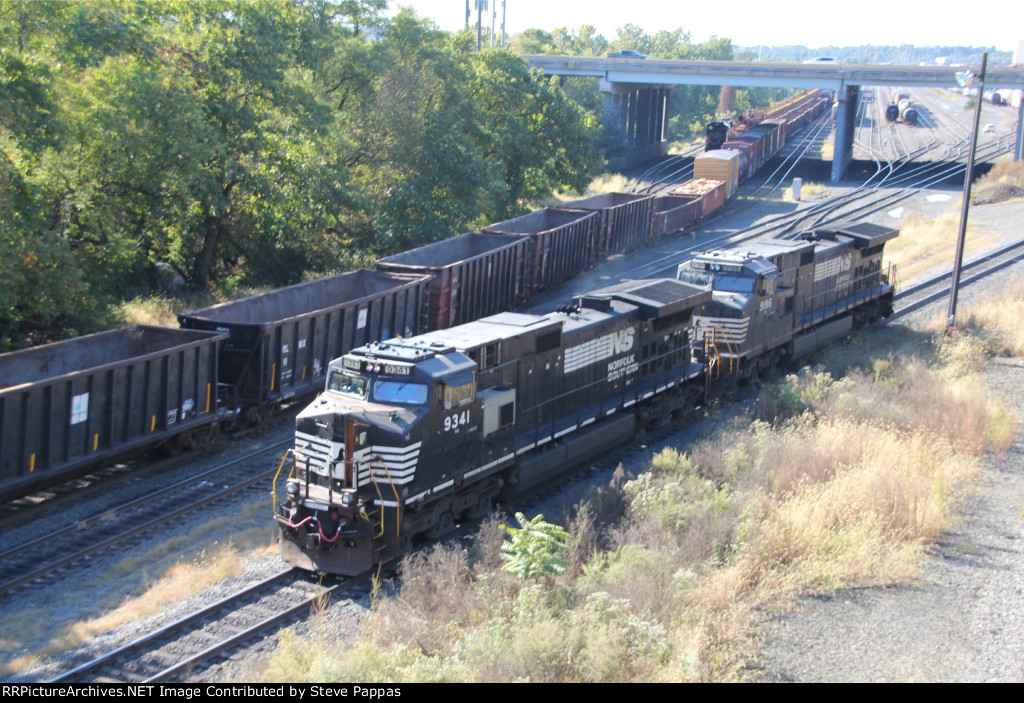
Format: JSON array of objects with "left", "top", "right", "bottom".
[
  {"left": 678, "top": 270, "right": 711, "bottom": 288},
  {"left": 712, "top": 274, "right": 755, "bottom": 293},
  {"left": 328, "top": 370, "right": 428, "bottom": 405},
  {"left": 372, "top": 380, "right": 429, "bottom": 405}
]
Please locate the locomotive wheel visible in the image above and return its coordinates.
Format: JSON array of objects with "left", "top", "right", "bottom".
[
  {"left": 466, "top": 494, "right": 493, "bottom": 520},
  {"left": 427, "top": 511, "right": 454, "bottom": 539}
]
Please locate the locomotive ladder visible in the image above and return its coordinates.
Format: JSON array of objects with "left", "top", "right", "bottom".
[{"left": 363, "top": 458, "right": 403, "bottom": 559}]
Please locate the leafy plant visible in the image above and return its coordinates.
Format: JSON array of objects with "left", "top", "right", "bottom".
[{"left": 499, "top": 512, "right": 570, "bottom": 580}]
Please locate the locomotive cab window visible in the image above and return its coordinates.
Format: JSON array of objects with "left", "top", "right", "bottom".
[
  {"left": 444, "top": 373, "right": 476, "bottom": 409},
  {"left": 713, "top": 274, "right": 754, "bottom": 294},
  {"left": 328, "top": 370, "right": 367, "bottom": 399}
]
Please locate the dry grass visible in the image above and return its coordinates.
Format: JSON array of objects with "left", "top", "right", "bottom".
[
  {"left": 669, "top": 140, "right": 701, "bottom": 155},
  {"left": 254, "top": 348, "right": 1012, "bottom": 682},
  {"left": 542, "top": 173, "right": 635, "bottom": 206},
  {"left": 0, "top": 545, "right": 244, "bottom": 675},
  {"left": 56, "top": 546, "right": 245, "bottom": 650},
  {"left": 819, "top": 139, "right": 834, "bottom": 160},
  {"left": 972, "top": 161, "right": 1024, "bottom": 205},
  {"left": 792, "top": 181, "right": 828, "bottom": 200},
  {"left": 883, "top": 209, "right": 1000, "bottom": 283},
  {"left": 950, "top": 276, "right": 1024, "bottom": 358},
  {"left": 118, "top": 287, "right": 271, "bottom": 328},
  {"left": 0, "top": 498, "right": 275, "bottom": 675}
]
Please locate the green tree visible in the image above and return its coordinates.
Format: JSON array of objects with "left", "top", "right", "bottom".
[
  {"left": 469, "top": 50, "right": 602, "bottom": 220},
  {"left": 0, "top": 42, "right": 85, "bottom": 347}
]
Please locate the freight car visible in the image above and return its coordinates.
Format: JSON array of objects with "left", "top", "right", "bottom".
[
  {"left": 0, "top": 272, "right": 431, "bottom": 499},
  {"left": 898, "top": 99, "right": 918, "bottom": 126},
  {"left": 273, "top": 221, "right": 898, "bottom": 575},
  {"left": 0, "top": 326, "right": 228, "bottom": 499},
  {"left": 178, "top": 269, "right": 431, "bottom": 425}
]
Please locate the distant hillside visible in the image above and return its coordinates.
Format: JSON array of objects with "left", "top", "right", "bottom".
[{"left": 734, "top": 45, "right": 1012, "bottom": 66}]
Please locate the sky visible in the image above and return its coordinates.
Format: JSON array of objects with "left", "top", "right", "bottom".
[{"left": 386, "top": 1, "right": 1021, "bottom": 54}]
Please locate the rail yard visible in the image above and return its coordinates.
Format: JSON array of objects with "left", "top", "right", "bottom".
[{"left": 2, "top": 82, "right": 1022, "bottom": 683}]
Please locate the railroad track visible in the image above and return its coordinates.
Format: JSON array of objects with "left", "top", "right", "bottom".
[
  {"left": 0, "top": 440, "right": 290, "bottom": 598},
  {"left": 48, "top": 569, "right": 344, "bottom": 683},
  {"left": 45, "top": 387, "right": 710, "bottom": 683},
  {"left": 30, "top": 230, "right": 1024, "bottom": 686},
  {"left": 893, "top": 237, "right": 1024, "bottom": 319}
]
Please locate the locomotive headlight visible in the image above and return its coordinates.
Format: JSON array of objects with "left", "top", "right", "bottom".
[
  {"left": 286, "top": 480, "right": 299, "bottom": 497},
  {"left": 341, "top": 489, "right": 357, "bottom": 507}
]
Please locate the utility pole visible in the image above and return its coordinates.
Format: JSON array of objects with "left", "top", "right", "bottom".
[
  {"left": 948, "top": 52, "right": 987, "bottom": 329},
  {"left": 500, "top": 0, "right": 506, "bottom": 48},
  {"left": 476, "top": 0, "right": 485, "bottom": 52}
]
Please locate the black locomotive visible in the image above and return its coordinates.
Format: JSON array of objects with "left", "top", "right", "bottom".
[
  {"left": 274, "top": 221, "right": 898, "bottom": 575},
  {"left": 705, "top": 120, "right": 732, "bottom": 151}
]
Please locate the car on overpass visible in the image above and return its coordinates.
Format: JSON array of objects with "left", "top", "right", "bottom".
[{"left": 607, "top": 50, "right": 648, "bottom": 59}]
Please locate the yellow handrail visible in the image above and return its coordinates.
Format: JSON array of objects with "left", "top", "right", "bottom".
[{"left": 271, "top": 448, "right": 295, "bottom": 512}]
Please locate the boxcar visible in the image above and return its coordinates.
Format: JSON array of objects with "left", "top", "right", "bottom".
[
  {"left": 694, "top": 150, "right": 742, "bottom": 197},
  {"left": 375, "top": 233, "right": 530, "bottom": 331},
  {"left": 179, "top": 269, "right": 430, "bottom": 419},
  {"left": 0, "top": 326, "right": 227, "bottom": 499}
]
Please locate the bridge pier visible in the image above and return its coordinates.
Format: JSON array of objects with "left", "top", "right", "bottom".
[
  {"left": 830, "top": 85, "right": 859, "bottom": 181},
  {"left": 601, "top": 80, "right": 671, "bottom": 169}
]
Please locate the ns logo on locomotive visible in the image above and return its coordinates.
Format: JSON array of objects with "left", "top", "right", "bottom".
[{"left": 274, "top": 222, "right": 898, "bottom": 575}]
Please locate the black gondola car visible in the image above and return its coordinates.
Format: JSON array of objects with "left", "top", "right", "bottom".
[
  {"left": 558, "top": 193, "right": 656, "bottom": 258},
  {"left": 0, "top": 326, "right": 228, "bottom": 499},
  {"left": 482, "top": 208, "right": 599, "bottom": 295},
  {"left": 178, "top": 269, "right": 430, "bottom": 421}
]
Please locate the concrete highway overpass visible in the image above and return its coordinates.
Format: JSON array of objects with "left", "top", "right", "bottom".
[{"left": 525, "top": 55, "right": 1024, "bottom": 178}]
